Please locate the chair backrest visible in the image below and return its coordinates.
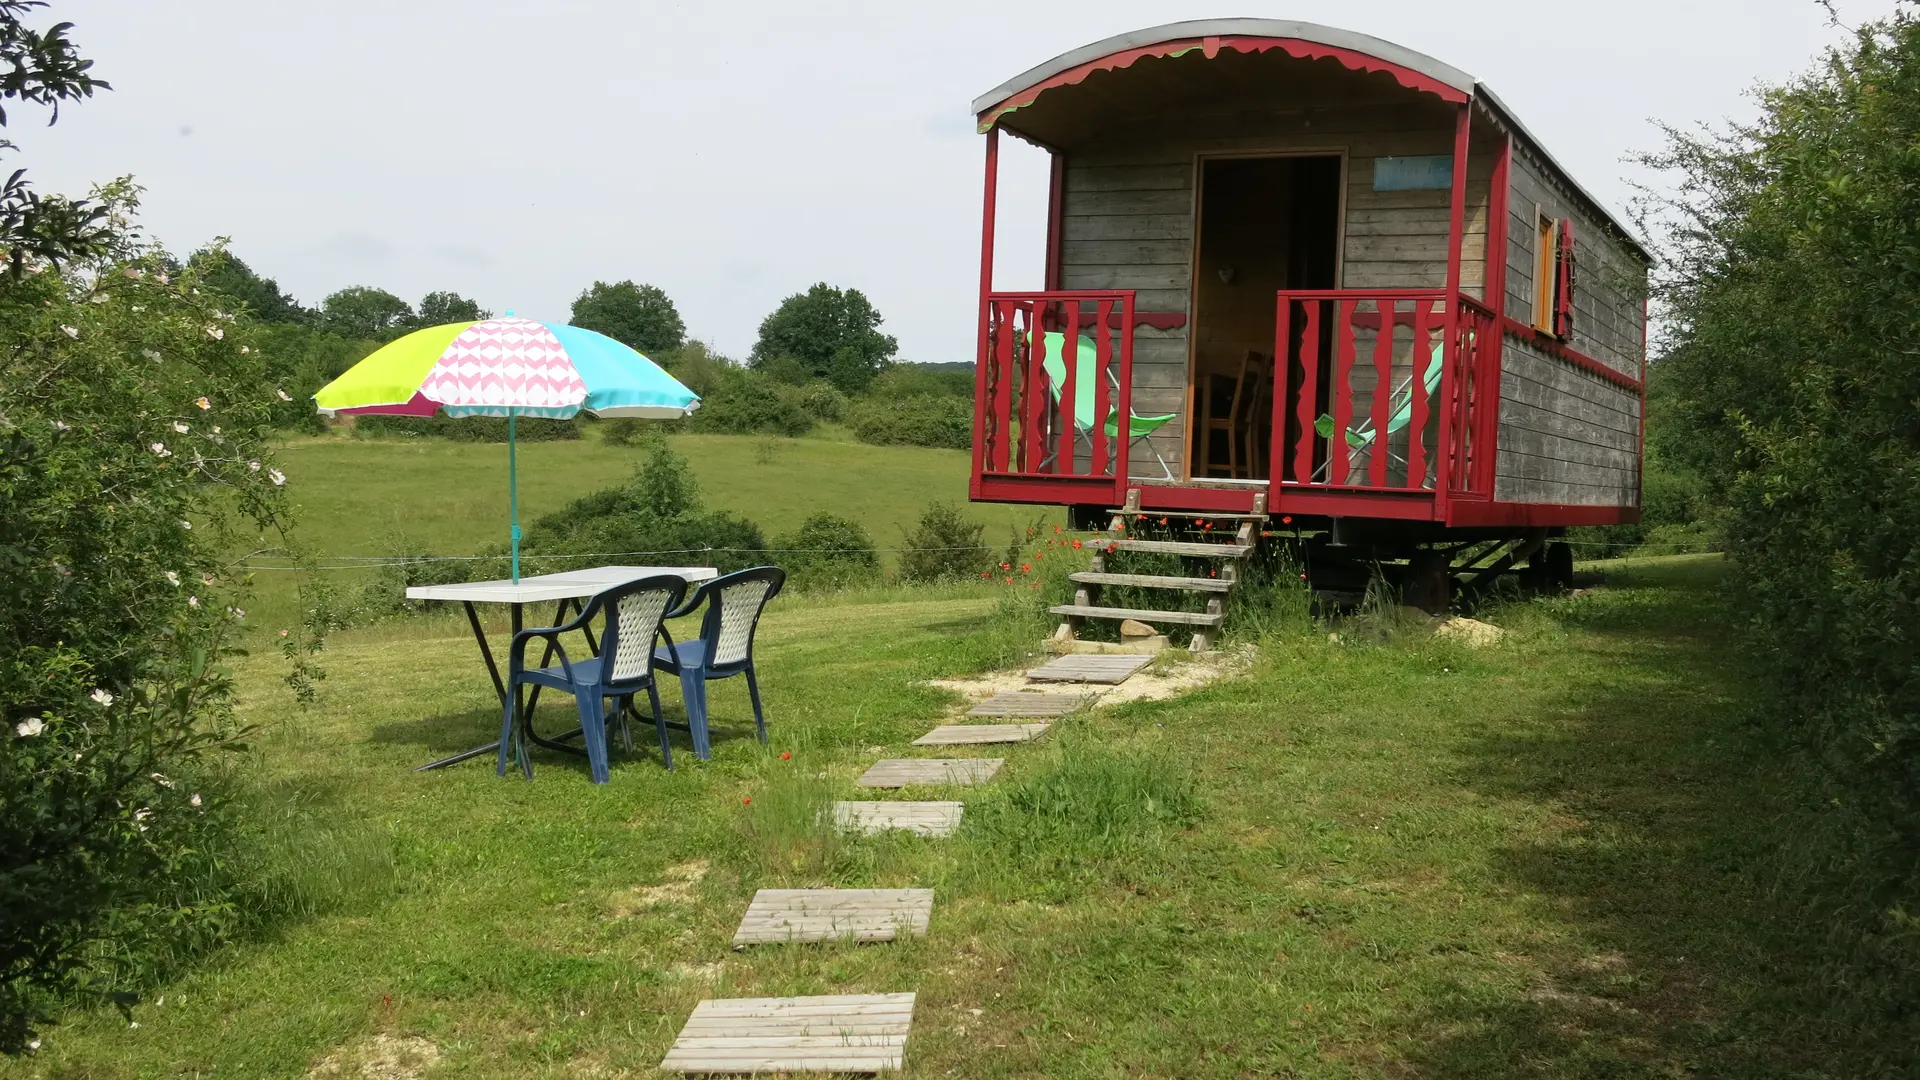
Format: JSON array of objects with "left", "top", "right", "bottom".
[
  {"left": 689, "top": 566, "right": 786, "bottom": 672},
  {"left": 1035, "top": 331, "right": 1109, "bottom": 431},
  {"left": 591, "top": 574, "right": 688, "bottom": 684}
]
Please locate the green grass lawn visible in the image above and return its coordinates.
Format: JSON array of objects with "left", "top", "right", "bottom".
[
  {"left": 245, "top": 427, "right": 1046, "bottom": 630},
  {"left": 9, "top": 554, "right": 1901, "bottom": 1078}
]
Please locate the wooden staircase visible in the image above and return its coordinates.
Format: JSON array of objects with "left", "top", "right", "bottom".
[{"left": 1051, "top": 489, "right": 1265, "bottom": 653}]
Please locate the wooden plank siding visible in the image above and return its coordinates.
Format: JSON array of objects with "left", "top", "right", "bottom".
[
  {"left": 1494, "top": 332, "right": 1641, "bottom": 506},
  {"left": 1504, "top": 145, "right": 1647, "bottom": 378},
  {"left": 1055, "top": 104, "right": 1497, "bottom": 481}
]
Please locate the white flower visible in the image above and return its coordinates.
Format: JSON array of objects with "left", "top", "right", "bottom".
[
  {"left": 180, "top": 519, "right": 192, "bottom": 530},
  {"left": 90, "top": 688, "right": 114, "bottom": 707},
  {"left": 210, "top": 426, "right": 221, "bottom": 435},
  {"left": 15, "top": 717, "right": 44, "bottom": 737},
  {"left": 275, "top": 388, "right": 291, "bottom": 402},
  {"left": 51, "top": 419, "right": 70, "bottom": 432},
  {"left": 227, "top": 607, "right": 246, "bottom": 620},
  {"left": 123, "top": 267, "right": 140, "bottom": 279},
  {"left": 150, "top": 772, "right": 174, "bottom": 789},
  {"left": 128, "top": 1021, "right": 139, "bottom": 1030},
  {"left": 59, "top": 325, "right": 78, "bottom": 339},
  {"left": 155, "top": 272, "right": 169, "bottom": 284},
  {"left": 171, "top": 421, "right": 189, "bottom": 434},
  {"left": 187, "top": 595, "right": 200, "bottom": 608},
  {"left": 133, "top": 808, "right": 151, "bottom": 831},
  {"left": 195, "top": 396, "right": 211, "bottom": 410},
  {"left": 149, "top": 442, "right": 171, "bottom": 458},
  {"left": 278, "top": 628, "right": 290, "bottom": 638},
  {"left": 214, "top": 311, "right": 233, "bottom": 321},
  {"left": 239, "top": 346, "right": 251, "bottom": 354},
  {"left": 141, "top": 348, "right": 161, "bottom": 361},
  {"left": 91, "top": 293, "right": 109, "bottom": 304},
  {"left": 163, "top": 570, "right": 180, "bottom": 586},
  {"left": 204, "top": 325, "right": 224, "bottom": 340},
  {"left": 131, "top": 305, "right": 144, "bottom": 313},
  {"left": 247, "top": 459, "right": 260, "bottom": 471},
  {"left": 26, "top": 1037, "right": 38, "bottom": 1051},
  {"left": 190, "top": 793, "right": 202, "bottom": 808},
  {"left": 268, "top": 468, "right": 286, "bottom": 486}
]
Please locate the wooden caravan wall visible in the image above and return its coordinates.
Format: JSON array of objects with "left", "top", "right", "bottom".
[
  {"left": 1495, "top": 333, "right": 1641, "bottom": 506},
  {"left": 1054, "top": 104, "right": 1493, "bottom": 480},
  {"left": 1503, "top": 145, "right": 1646, "bottom": 377},
  {"left": 1495, "top": 141, "right": 1648, "bottom": 506}
]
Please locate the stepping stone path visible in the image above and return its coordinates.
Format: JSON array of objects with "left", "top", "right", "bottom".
[
  {"left": 834, "top": 800, "right": 964, "bottom": 836},
  {"left": 1025, "top": 653, "right": 1153, "bottom": 684},
  {"left": 966, "top": 692, "right": 1086, "bottom": 718},
  {"left": 857, "top": 757, "right": 1003, "bottom": 788},
  {"left": 659, "top": 992, "right": 916, "bottom": 1074},
  {"left": 914, "top": 723, "right": 1049, "bottom": 746},
  {"left": 732, "top": 888, "right": 934, "bottom": 946}
]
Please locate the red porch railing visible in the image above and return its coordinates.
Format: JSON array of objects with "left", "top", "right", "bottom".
[
  {"left": 973, "top": 290, "right": 1135, "bottom": 503},
  {"left": 1270, "top": 289, "right": 1501, "bottom": 501}
]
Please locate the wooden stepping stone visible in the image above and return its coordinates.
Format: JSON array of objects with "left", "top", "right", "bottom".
[
  {"left": 966, "top": 692, "right": 1085, "bottom": 718},
  {"left": 660, "top": 991, "right": 915, "bottom": 1074},
  {"left": 857, "top": 758, "right": 1002, "bottom": 788},
  {"left": 1026, "top": 653, "right": 1153, "bottom": 684},
  {"left": 914, "top": 723, "right": 1049, "bottom": 746},
  {"left": 834, "top": 801, "right": 964, "bottom": 836},
  {"left": 731, "top": 888, "right": 933, "bottom": 946}
]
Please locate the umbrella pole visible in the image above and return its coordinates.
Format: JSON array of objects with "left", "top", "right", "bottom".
[{"left": 508, "top": 410, "right": 521, "bottom": 583}]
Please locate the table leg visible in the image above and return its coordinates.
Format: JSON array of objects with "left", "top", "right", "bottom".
[{"left": 416, "top": 601, "right": 517, "bottom": 772}]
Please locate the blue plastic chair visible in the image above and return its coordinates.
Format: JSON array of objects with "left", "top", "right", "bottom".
[
  {"left": 499, "top": 574, "right": 688, "bottom": 783},
  {"left": 652, "top": 566, "right": 785, "bottom": 759}
]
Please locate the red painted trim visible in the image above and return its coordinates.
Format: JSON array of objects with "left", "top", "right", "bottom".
[
  {"left": 1554, "top": 218, "right": 1577, "bottom": 340},
  {"left": 1499, "top": 317, "right": 1642, "bottom": 391},
  {"left": 1136, "top": 312, "right": 1187, "bottom": 330},
  {"left": 1044, "top": 152, "right": 1065, "bottom": 291},
  {"left": 978, "top": 35, "right": 1468, "bottom": 129},
  {"left": 970, "top": 128, "right": 999, "bottom": 500}
]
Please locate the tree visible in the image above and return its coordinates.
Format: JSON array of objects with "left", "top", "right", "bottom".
[
  {"left": 750, "top": 283, "right": 897, "bottom": 393},
  {"left": 569, "top": 280, "right": 684, "bottom": 354},
  {"left": 318, "top": 285, "right": 411, "bottom": 341},
  {"left": 0, "top": 2, "right": 111, "bottom": 275},
  {"left": 189, "top": 246, "right": 307, "bottom": 324},
  {"left": 410, "top": 290, "right": 489, "bottom": 328}
]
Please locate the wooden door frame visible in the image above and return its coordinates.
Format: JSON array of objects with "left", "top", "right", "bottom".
[{"left": 1183, "top": 147, "right": 1349, "bottom": 482}]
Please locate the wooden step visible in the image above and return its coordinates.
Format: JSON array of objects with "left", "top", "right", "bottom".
[
  {"left": 1113, "top": 509, "right": 1270, "bottom": 522},
  {"left": 1070, "top": 571, "right": 1231, "bottom": 593},
  {"left": 1095, "top": 539, "right": 1252, "bottom": 558},
  {"left": 1049, "top": 604, "right": 1225, "bottom": 628}
]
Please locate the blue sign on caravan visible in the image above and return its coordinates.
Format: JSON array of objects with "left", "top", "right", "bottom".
[{"left": 1372, "top": 155, "right": 1454, "bottom": 191}]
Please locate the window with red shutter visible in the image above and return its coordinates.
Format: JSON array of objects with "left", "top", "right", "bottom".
[{"left": 1553, "top": 218, "right": 1576, "bottom": 341}]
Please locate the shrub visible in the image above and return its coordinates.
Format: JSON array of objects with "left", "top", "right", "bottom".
[
  {"left": 1642, "top": 12, "right": 1920, "bottom": 1021},
  {"left": 689, "top": 369, "right": 812, "bottom": 437},
  {"left": 847, "top": 394, "right": 972, "bottom": 449},
  {"left": 868, "top": 363, "right": 973, "bottom": 400},
  {"left": 599, "top": 417, "right": 652, "bottom": 446},
  {"left": 790, "top": 381, "right": 848, "bottom": 423},
  {"left": 352, "top": 414, "right": 582, "bottom": 442},
  {"left": 0, "top": 226, "right": 298, "bottom": 1049},
  {"left": 896, "top": 502, "right": 990, "bottom": 583},
  {"left": 773, "top": 513, "right": 879, "bottom": 590},
  {"left": 524, "top": 436, "right": 766, "bottom": 573}
]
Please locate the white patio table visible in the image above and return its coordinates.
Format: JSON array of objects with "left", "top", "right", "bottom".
[{"left": 406, "top": 565, "right": 718, "bottom": 771}]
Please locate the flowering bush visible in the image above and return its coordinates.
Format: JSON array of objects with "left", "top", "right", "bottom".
[{"left": 0, "top": 198, "right": 296, "bottom": 1050}]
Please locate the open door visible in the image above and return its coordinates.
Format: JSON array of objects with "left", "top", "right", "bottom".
[{"left": 1189, "top": 154, "right": 1342, "bottom": 480}]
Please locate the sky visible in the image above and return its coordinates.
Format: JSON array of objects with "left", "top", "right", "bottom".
[{"left": 23, "top": 1, "right": 1890, "bottom": 363}]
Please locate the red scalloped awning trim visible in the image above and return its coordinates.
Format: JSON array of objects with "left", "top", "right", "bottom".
[{"left": 978, "top": 34, "right": 1469, "bottom": 131}]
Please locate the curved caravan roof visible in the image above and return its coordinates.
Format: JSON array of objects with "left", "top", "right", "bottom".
[{"left": 971, "top": 19, "right": 1645, "bottom": 258}]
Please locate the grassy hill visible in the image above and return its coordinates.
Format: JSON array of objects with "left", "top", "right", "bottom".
[{"left": 248, "top": 426, "right": 1049, "bottom": 628}]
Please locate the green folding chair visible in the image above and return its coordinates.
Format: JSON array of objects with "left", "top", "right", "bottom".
[
  {"left": 1032, "top": 330, "right": 1177, "bottom": 480},
  {"left": 1314, "top": 340, "right": 1444, "bottom": 485}
]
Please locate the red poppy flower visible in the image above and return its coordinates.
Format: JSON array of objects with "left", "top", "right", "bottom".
[
  {"left": 742, "top": 797, "right": 752, "bottom": 805},
  {"left": 1159, "top": 517, "right": 1168, "bottom": 525},
  {"left": 1004, "top": 577, "right": 1013, "bottom": 585},
  {"left": 780, "top": 751, "right": 791, "bottom": 760},
  {"left": 1071, "top": 539, "right": 1083, "bottom": 550},
  {"left": 1021, "top": 563, "right": 1032, "bottom": 573},
  {"left": 1053, "top": 524, "right": 1062, "bottom": 534},
  {"left": 1028, "top": 582, "right": 1038, "bottom": 589},
  {"left": 1000, "top": 562, "right": 1011, "bottom": 570},
  {"left": 1034, "top": 552, "right": 1044, "bottom": 561},
  {"left": 1281, "top": 515, "right": 1293, "bottom": 525},
  {"left": 981, "top": 571, "right": 992, "bottom": 579},
  {"left": 1210, "top": 569, "right": 1218, "bottom": 577}
]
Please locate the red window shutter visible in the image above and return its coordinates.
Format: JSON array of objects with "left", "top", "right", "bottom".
[{"left": 1553, "top": 219, "right": 1577, "bottom": 341}]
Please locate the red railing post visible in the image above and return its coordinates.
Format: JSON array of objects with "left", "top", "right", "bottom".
[
  {"left": 1368, "top": 299, "right": 1394, "bottom": 488},
  {"left": 970, "top": 127, "right": 1000, "bottom": 494},
  {"left": 1115, "top": 294, "right": 1135, "bottom": 502},
  {"left": 1440, "top": 100, "right": 1472, "bottom": 508},
  {"left": 1291, "top": 298, "right": 1320, "bottom": 485},
  {"left": 1407, "top": 298, "right": 1434, "bottom": 489},
  {"left": 1057, "top": 301, "right": 1078, "bottom": 475},
  {"left": 1331, "top": 300, "right": 1357, "bottom": 485},
  {"left": 991, "top": 300, "right": 1017, "bottom": 472},
  {"left": 1091, "top": 299, "right": 1112, "bottom": 477}
]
